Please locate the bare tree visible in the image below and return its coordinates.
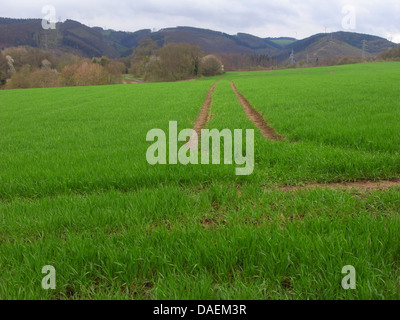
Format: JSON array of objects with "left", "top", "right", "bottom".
[
  {"left": 0, "top": 52, "right": 8, "bottom": 85},
  {"left": 146, "top": 42, "right": 203, "bottom": 82},
  {"left": 130, "top": 39, "right": 159, "bottom": 78}
]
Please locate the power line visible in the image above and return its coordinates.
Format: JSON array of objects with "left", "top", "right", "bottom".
[
  {"left": 290, "top": 49, "right": 295, "bottom": 64},
  {"left": 362, "top": 40, "right": 368, "bottom": 60}
]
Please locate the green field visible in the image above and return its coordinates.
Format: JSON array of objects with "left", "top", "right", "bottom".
[{"left": 1, "top": 62, "right": 399, "bottom": 300}]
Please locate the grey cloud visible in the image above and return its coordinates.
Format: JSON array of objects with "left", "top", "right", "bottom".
[{"left": 2, "top": 0, "right": 400, "bottom": 41}]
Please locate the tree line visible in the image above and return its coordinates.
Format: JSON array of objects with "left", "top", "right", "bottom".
[
  {"left": 0, "top": 41, "right": 229, "bottom": 89},
  {"left": 127, "top": 39, "right": 224, "bottom": 81},
  {"left": 127, "top": 40, "right": 276, "bottom": 78},
  {"left": 0, "top": 42, "right": 227, "bottom": 89},
  {"left": 2, "top": 39, "right": 398, "bottom": 90},
  {"left": 1, "top": 40, "right": 324, "bottom": 89},
  {"left": 0, "top": 40, "right": 278, "bottom": 89},
  {"left": 0, "top": 46, "right": 125, "bottom": 89},
  {"left": 378, "top": 46, "right": 400, "bottom": 61}
]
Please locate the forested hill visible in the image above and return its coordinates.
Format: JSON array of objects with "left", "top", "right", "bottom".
[{"left": 0, "top": 17, "right": 396, "bottom": 59}]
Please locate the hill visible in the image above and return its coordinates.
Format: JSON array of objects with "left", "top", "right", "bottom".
[
  {"left": 0, "top": 17, "right": 396, "bottom": 59},
  {"left": 278, "top": 31, "right": 395, "bottom": 63}
]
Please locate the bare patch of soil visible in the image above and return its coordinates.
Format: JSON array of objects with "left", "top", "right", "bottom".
[
  {"left": 186, "top": 82, "right": 218, "bottom": 149},
  {"left": 200, "top": 217, "right": 228, "bottom": 229},
  {"left": 231, "top": 81, "right": 284, "bottom": 141},
  {"left": 194, "top": 82, "right": 218, "bottom": 136},
  {"left": 279, "top": 178, "right": 400, "bottom": 192}
]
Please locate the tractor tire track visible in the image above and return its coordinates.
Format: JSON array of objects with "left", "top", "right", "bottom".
[
  {"left": 186, "top": 82, "right": 218, "bottom": 149},
  {"left": 278, "top": 178, "right": 400, "bottom": 192},
  {"left": 231, "top": 81, "right": 283, "bottom": 141}
]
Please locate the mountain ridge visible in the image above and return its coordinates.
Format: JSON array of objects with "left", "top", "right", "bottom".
[{"left": 0, "top": 17, "right": 396, "bottom": 61}]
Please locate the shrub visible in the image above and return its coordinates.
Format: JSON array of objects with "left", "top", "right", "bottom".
[
  {"left": 61, "top": 62, "right": 119, "bottom": 87},
  {"left": 200, "top": 55, "right": 224, "bottom": 76},
  {"left": 7, "top": 65, "right": 60, "bottom": 89},
  {"left": 29, "top": 68, "right": 60, "bottom": 88},
  {"left": 7, "top": 64, "right": 32, "bottom": 89},
  {"left": 145, "top": 43, "right": 203, "bottom": 82},
  {"left": 0, "top": 52, "right": 8, "bottom": 85}
]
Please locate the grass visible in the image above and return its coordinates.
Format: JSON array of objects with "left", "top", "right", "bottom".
[
  {"left": 233, "top": 63, "right": 400, "bottom": 154},
  {"left": 1, "top": 186, "right": 399, "bottom": 300},
  {"left": 268, "top": 39, "right": 297, "bottom": 47},
  {"left": 0, "top": 62, "right": 399, "bottom": 300}
]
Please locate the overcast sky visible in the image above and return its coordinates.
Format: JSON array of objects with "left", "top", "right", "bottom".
[{"left": 2, "top": 0, "right": 400, "bottom": 42}]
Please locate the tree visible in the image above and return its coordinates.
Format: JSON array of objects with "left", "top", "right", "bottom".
[
  {"left": 7, "top": 64, "right": 60, "bottom": 89},
  {"left": 0, "top": 52, "right": 8, "bottom": 85},
  {"left": 148, "top": 43, "right": 203, "bottom": 81},
  {"left": 379, "top": 46, "right": 400, "bottom": 61},
  {"left": 3, "top": 46, "right": 55, "bottom": 73},
  {"left": 104, "top": 60, "right": 125, "bottom": 84},
  {"left": 92, "top": 56, "right": 111, "bottom": 67},
  {"left": 7, "top": 64, "right": 32, "bottom": 89},
  {"left": 72, "top": 62, "right": 109, "bottom": 86},
  {"left": 60, "top": 64, "right": 79, "bottom": 86},
  {"left": 55, "top": 53, "right": 82, "bottom": 73},
  {"left": 130, "top": 39, "right": 159, "bottom": 77},
  {"left": 200, "top": 55, "right": 224, "bottom": 76},
  {"left": 61, "top": 62, "right": 115, "bottom": 87},
  {"left": 28, "top": 68, "right": 60, "bottom": 88},
  {"left": 41, "top": 59, "right": 52, "bottom": 69}
]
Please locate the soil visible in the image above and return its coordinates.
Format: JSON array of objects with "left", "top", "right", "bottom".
[
  {"left": 186, "top": 82, "right": 218, "bottom": 149},
  {"left": 231, "top": 81, "right": 284, "bottom": 141},
  {"left": 279, "top": 178, "right": 400, "bottom": 192}
]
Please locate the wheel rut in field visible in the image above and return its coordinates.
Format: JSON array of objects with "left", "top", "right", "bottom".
[
  {"left": 231, "top": 81, "right": 283, "bottom": 141},
  {"left": 278, "top": 178, "right": 400, "bottom": 192},
  {"left": 187, "top": 82, "right": 218, "bottom": 149},
  {"left": 193, "top": 82, "right": 218, "bottom": 136}
]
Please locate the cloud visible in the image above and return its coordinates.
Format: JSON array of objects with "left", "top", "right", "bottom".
[{"left": 2, "top": 0, "right": 400, "bottom": 42}]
